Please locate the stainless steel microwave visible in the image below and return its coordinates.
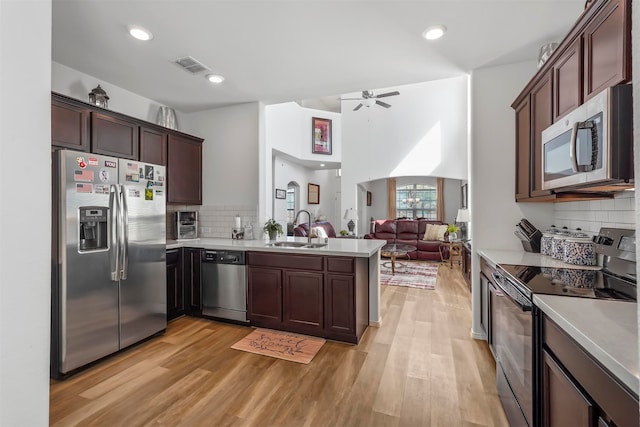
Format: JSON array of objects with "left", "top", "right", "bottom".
[{"left": 541, "top": 84, "right": 633, "bottom": 191}]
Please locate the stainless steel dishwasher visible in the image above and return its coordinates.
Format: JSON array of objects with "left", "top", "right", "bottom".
[{"left": 201, "top": 250, "right": 248, "bottom": 323}]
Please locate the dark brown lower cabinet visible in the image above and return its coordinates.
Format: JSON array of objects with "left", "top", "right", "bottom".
[
  {"left": 184, "top": 248, "right": 202, "bottom": 316},
  {"left": 247, "top": 266, "right": 282, "bottom": 324},
  {"left": 283, "top": 271, "right": 324, "bottom": 331},
  {"left": 325, "top": 274, "right": 355, "bottom": 335},
  {"left": 247, "top": 252, "right": 368, "bottom": 343},
  {"left": 166, "top": 249, "right": 184, "bottom": 321},
  {"left": 541, "top": 315, "right": 638, "bottom": 427},
  {"left": 542, "top": 350, "right": 593, "bottom": 426}
]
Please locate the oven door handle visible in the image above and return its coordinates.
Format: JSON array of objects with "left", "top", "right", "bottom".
[{"left": 493, "top": 273, "right": 532, "bottom": 312}]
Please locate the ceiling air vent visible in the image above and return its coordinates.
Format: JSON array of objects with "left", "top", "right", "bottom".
[{"left": 171, "top": 56, "right": 211, "bottom": 74}]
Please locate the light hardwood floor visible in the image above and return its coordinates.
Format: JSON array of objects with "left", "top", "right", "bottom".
[{"left": 50, "top": 262, "right": 508, "bottom": 426}]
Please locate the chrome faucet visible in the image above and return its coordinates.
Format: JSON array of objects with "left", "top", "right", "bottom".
[{"left": 295, "top": 210, "right": 312, "bottom": 243}]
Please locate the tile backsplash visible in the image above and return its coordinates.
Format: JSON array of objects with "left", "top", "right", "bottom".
[
  {"left": 167, "top": 204, "right": 258, "bottom": 239},
  {"left": 552, "top": 191, "right": 635, "bottom": 234}
]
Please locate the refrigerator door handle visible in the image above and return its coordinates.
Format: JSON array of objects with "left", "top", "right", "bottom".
[
  {"left": 119, "top": 185, "right": 129, "bottom": 280},
  {"left": 109, "top": 184, "right": 120, "bottom": 281}
]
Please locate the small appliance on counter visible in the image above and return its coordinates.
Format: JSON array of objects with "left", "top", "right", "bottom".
[
  {"left": 514, "top": 218, "right": 542, "bottom": 252},
  {"left": 175, "top": 211, "right": 198, "bottom": 240}
]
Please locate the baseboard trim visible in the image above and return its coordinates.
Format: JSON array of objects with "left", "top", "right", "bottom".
[
  {"left": 370, "top": 320, "right": 381, "bottom": 327},
  {"left": 471, "top": 330, "right": 487, "bottom": 340}
]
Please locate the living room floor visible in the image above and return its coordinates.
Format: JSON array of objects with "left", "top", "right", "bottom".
[{"left": 50, "top": 263, "right": 507, "bottom": 426}]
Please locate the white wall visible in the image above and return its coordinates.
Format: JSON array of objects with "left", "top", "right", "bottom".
[
  {"left": 266, "top": 102, "right": 342, "bottom": 163},
  {"left": 263, "top": 102, "right": 341, "bottom": 226},
  {"left": 182, "top": 103, "right": 260, "bottom": 206},
  {"left": 341, "top": 77, "right": 469, "bottom": 231},
  {"left": 272, "top": 155, "right": 340, "bottom": 230},
  {"left": 0, "top": 1, "right": 51, "bottom": 424},
  {"left": 52, "top": 61, "right": 186, "bottom": 125},
  {"left": 470, "top": 61, "right": 555, "bottom": 338}
]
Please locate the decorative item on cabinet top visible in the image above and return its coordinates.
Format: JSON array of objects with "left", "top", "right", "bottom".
[
  {"left": 88, "top": 85, "right": 109, "bottom": 108},
  {"left": 156, "top": 106, "right": 178, "bottom": 130}
]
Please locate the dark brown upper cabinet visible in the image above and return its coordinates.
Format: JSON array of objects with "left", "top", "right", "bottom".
[
  {"left": 514, "top": 97, "right": 531, "bottom": 201},
  {"left": 167, "top": 133, "right": 203, "bottom": 205},
  {"left": 553, "top": 37, "right": 582, "bottom": 122},
  {"left": 511, "top": 0, "right": 630, "bottom": 202},
  {"left": 51, "top": 96, "right": 89, "bottom": 151},
  {"left": 530, "top": 73, "right": 553, "bottom": 198},
  {"left": 91, "top": 112, "right": 139, "bottom": 160},
  {"left": 139, "top": 126, "right": 167, "bottom": 166},
  {"left": 51, "top": 92, "right": 204, "bottom": 205},
  {"left": 583, "top": 0, "right": 630, "bottom": 100}
]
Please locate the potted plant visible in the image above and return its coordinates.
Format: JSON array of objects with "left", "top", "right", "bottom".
[
  {"left": 263, "top": 218, "right": 283, "bottom": 241},
  {"left": 339, "top": 230, "right": 349, "bottom": 237},
  {"left": 446, "top": 224, "right": 460, "bottom": 241}
]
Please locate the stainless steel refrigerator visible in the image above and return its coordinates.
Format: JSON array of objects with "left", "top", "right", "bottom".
[{"left": 51, "top": 149, "right": 166, "bottom": 378}]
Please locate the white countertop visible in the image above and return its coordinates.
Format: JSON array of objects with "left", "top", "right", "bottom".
[
  {"left": 166, "top": 236, "right": 386, "bottom": 257},
  {"left": 534, "top": 294, "right": 639, "bottom": 395},
  {"left": 479, "top": 249, "right": 601, "bottom": 270},
  {"left": 479, "top": 249, "right": 638, "bottom": 396}
]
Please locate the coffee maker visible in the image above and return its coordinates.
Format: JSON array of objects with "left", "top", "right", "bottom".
[{"left": 175, "top": 211, "right": 198, "bottom": 240}]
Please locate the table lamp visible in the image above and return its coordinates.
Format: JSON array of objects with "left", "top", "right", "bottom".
[
  {"left": 456, "top": 208, "right": 470, "bottom": 240},
  {"left": 344, "top": 209, "right": 359, "bottom": 234}
]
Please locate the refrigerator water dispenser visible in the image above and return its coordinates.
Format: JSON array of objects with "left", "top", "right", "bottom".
[{"left": 79, "top": 206, "right": 108, "bottom": 251}]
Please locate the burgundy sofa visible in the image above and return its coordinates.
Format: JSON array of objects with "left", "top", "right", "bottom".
[
  {"left": 293, "top": 221, "right": 337, "bottom": 238},
  {"left": 364, "top": 219, "right": 447, "bottom": 261}
]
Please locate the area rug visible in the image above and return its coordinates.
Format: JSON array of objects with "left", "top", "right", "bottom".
[
  {"left": 231, "top": 328, "right": 325, "bottom": 364},
  {"left": 380, "top": 261, "right": 439, "bottom": 290}
]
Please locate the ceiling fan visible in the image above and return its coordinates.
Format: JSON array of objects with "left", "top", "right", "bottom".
[{"left": 342, "top": 90, "right": 400, "bottom": 111}]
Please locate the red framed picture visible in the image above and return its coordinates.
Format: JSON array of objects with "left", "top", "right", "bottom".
[{"left": 312, "top": 117, "right": 332, "bottom": 155}]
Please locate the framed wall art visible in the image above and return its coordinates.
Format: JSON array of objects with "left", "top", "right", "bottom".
[
  {"left": 275, "top": 188, "right": 286, "bottom": 199},
  {"left": 312, "top": 117, "right": 332, "bottom": 155},
  {"left": 366, "top": 191, "right": 372, "bottom": 206},
  {"left": 308, "top": 183, "right": 320, "bottom": 204}
]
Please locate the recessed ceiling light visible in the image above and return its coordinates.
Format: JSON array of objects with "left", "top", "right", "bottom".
[
  {"left": 422, "top": 25, "right": 447, "bottom": 41},
  {"left": 320, "top": 164, "right": 325, "bottom": 167},
  {"left": 128, "top": 25, "right": 153, "bottom": 41},
  {"left": 207, "top": 74, "right": 225, "bottom": 84}
]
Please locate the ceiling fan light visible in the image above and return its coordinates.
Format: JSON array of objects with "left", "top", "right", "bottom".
[{"left": 423, "top": 25, "right": 446, "bottom": 41}]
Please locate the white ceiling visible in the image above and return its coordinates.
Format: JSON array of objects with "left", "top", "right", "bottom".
[{"left": 52, "top": 0, "right": 585, "bottom": 114}]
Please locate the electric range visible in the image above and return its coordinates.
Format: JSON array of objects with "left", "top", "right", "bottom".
[{"left": 499, "top": 227, "right": 637, "bottom": 302}]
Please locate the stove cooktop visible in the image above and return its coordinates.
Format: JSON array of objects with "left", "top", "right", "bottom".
[{"left": 499, "top": 264, "right": 637, "bottom": 302}]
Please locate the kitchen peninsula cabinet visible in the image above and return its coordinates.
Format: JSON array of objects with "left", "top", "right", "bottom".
[
  {"left": 511, "top": 0, "right": 630, "bottom": 202},
  {"left": 167, "top": 134, "right": 203, "bottom": 205},
  {"left": 247, "top": 251, "right": 368, "bottom": 343},
  {"left": 184, "top": 248, "right": 202, "bottom": 316},
  {"left": 540, "top": 314, "right": 638, "bottom": 427},
  {"left": 166, "top": 248, "right": 184, "bottom": 321},
  {"left": 91, "top": 112, "right": 139, "bottom": 160}
]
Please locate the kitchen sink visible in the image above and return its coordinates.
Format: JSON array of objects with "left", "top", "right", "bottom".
[
  {"left": 265, "top": 242, "right": 327, "bottom": 249},
  {"left": 303, "top": 243, "right": 327, "bottom": 248}
]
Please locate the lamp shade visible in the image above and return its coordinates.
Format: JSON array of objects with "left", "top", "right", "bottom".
[
  {"left": 456, "top": 208, "right": 470, "bottom": 223},
  {"left": 344, "top": 209, "right": 359, "bottom": 221}
]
